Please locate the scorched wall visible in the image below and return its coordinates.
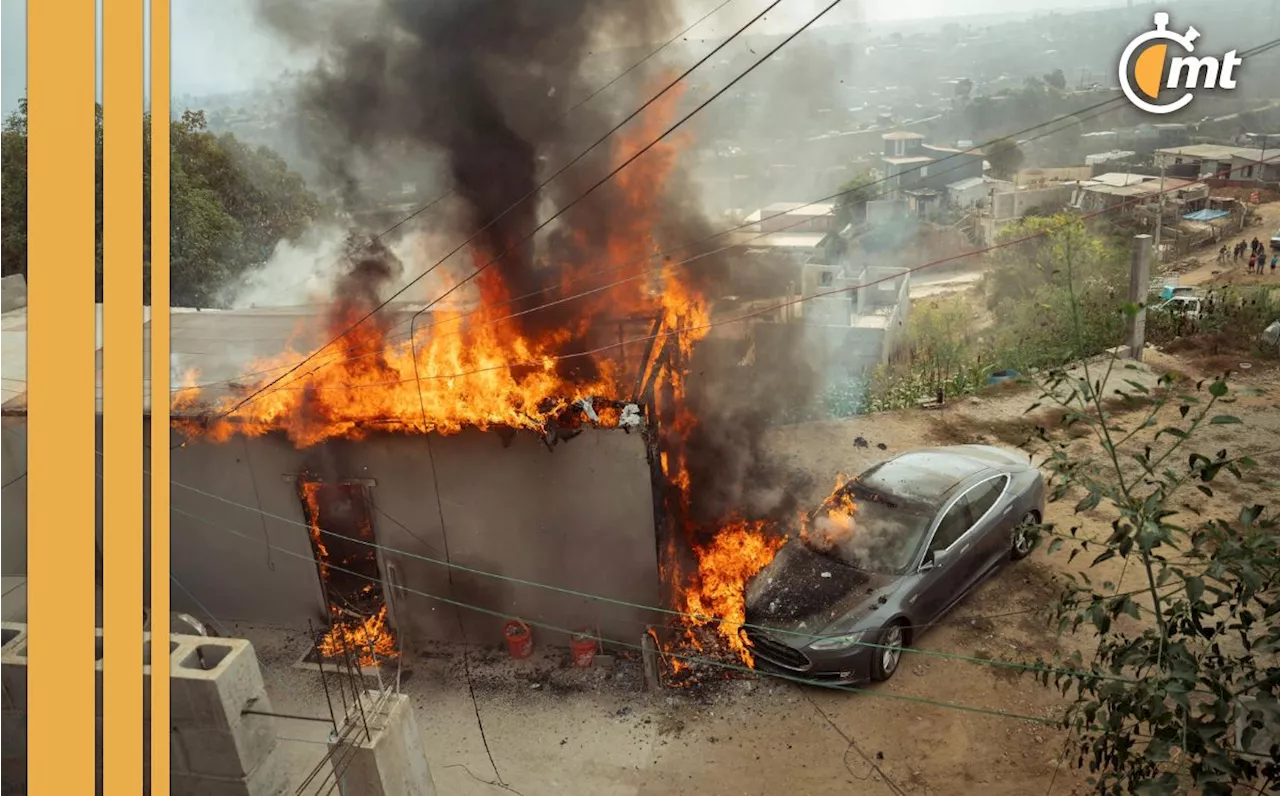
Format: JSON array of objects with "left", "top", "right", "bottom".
[{"left": 165, "top": 421, "right": 661, "bottom": 648}]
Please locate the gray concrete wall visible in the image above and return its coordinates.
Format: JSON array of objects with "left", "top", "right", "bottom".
[{"left": 166, "top": 426, "right": 661, "bottom": 650}]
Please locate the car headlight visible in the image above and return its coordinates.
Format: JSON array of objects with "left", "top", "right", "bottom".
[{"left": 809, "top": 628, "right": 872, "bottom": 651}]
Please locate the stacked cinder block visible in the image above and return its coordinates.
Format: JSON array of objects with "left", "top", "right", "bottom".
[
  {"left": 1, "top": 622, "right": 28, "bottom": 794},
  {"left": 168, "top": 634, "right": 286, "bottom": 796},
  {"left": 327, "top": 691, "right": 437, "bottom": 796}
]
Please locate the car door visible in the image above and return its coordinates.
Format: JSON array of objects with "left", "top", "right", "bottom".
[
  {"left": 957, "top": 474, "right": 1012, "bottom": 588},
  {"left": 910, "top": 494, "right": 973, "bottom": 624}
]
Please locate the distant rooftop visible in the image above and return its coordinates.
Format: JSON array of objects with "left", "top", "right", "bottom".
[
  {"left": 1090, "top": 172, "right": 1157, "bottom": 187},
  {"left": 882, "top": 131, "right": 926, "bottom": 141},
  {"left": 882, "top": 155, "right": 934, "bottom": 166},
  {"left": 1156, "top": 144, "right": 1254, "bottom": 161},
  {"left": 760, "top": 202, "right": 836, "bottom": 217}
]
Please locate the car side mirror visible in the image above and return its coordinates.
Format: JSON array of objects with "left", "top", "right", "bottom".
[{"left": 921, "top": 549, "right": 948, "bottom": 572}]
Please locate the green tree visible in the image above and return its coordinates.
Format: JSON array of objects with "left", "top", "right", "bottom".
[
  {"left": 1044, "top": 68, "right": 1068, "bottom": 91},
  {"left": 986, "top": 137, "right": 1026, "bottom": 180},
  {"left": 832, "top": 170, "right": 877, "bottom": 229},
  {"left": 0, "top": 98, "right": 321, "bottom": 306},
  {"left": 983, "top": 215, "right": 1128, "bottom": 369},
  {"left": 168, "top": 109, "right": 321, "bottom": 306},
  {"left": 1, "top": 100, "right": 27, "bottom": 279}
]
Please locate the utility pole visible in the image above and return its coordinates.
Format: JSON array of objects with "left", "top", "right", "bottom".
[
  {"left": 1152, "top": 162, "right": 1166, "bottom": 266},
  {"left": 1127, "top": 234, "right": 1153, "bottom": 362}
]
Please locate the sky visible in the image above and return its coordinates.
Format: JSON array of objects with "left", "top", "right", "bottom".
[{"left": 0, "top": 0, "right": 1131, "bottom": 118}]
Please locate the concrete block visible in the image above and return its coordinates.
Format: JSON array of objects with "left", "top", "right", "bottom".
[
  {"left": 1, "top": 628, "right": 28, "bottom": 713},
  {"left": 175, "top": 711, "right": 277, "bottom": 779},
  {"left": 170, "top": 636, "right": 266, "bottom": 731},
  {"left": 2, "top": 709, "right": 27, "bottom": 760},
  {"left": 170, "top": 749, "right": 287, "bottom": 796},
  {"left": 327, "top": 692, "right": 436, "bottom": 796}
]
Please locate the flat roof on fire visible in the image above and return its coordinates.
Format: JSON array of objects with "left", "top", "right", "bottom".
[{"left": 0, "top": 303, "right": 434, "bottom": 416}]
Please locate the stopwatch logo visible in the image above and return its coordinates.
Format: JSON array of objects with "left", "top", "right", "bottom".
[{"left": 1118, "top": 12, "right": 1243, "bottom": 114}]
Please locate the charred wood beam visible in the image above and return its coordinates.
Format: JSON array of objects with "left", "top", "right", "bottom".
[{"left": 631, "top": 314, "right": 667, "bottom": 404}]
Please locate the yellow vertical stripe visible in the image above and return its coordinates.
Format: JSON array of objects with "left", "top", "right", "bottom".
[
  {"left": 149, "top": 1, "right": 172, "bottom": 794},
  {"left": 26, "top": 2, "right": 98, "bottom": 794},
  {"left": 103, "top": 0, "right": 145, "bottom": 793}
]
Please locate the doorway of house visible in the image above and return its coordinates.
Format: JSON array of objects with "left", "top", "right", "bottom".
[{"left": 297, "top": 478, "right": 398, "bottom": 665}]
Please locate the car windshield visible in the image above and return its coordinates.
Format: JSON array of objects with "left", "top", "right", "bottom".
[{"left": 800, "top": 482, "right": 936, "bottom": 575}]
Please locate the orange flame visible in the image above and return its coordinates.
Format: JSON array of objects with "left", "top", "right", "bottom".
[
  {"left": 173, "top": 73, "right": 692, "bottom": 450},
  {"left": 301, "top": 481, "right": 398, "bottom": 666},
  {"left": 319, "top": 605, "right": 399, "bottom": 668},
  {"left": 800, "top": 475, "right": 858, "bottom": 553},
  {"left": 680, "top": 520, "right": 785, "bottom": 669}
]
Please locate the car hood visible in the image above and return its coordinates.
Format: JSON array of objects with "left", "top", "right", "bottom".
[{"left": 744, "top": 540, "right": 904, "bottom": 637}]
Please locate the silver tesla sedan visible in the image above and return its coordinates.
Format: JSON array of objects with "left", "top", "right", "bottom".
[{"left": 744, "top": 444, "right": 1044, "bottom": 684}]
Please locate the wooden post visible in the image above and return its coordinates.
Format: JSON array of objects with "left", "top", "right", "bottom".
[
  {"left": 641, "top": 630, "right": 661, "bottom": 694},
  {"left": 1127, "top": 234, "right": 1153, "bottom": 361}
]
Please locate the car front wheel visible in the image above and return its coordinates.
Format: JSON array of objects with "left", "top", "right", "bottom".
[
  {"left": 870, "top": 622, "right": 907, "bottom": 682},
  {"left": 1011, "top": 511, "right": 1039, "bottom": 560}
]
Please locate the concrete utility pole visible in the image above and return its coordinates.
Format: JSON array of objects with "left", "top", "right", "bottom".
[
  {"left": 1152, "top": 163, "right": 1165, "bottom": 265},
  {"left": 1127, "top": 234, "right": 1153, "bottom": 361}
]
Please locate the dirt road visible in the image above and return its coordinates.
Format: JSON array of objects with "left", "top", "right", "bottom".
[{"left": 1169, "top": 200, "right": 1280, "bottom": 288}]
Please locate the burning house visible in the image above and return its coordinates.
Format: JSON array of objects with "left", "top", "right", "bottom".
[
  {"left": 156, "top": 296, "right": 673, "bottom": 654},
  {"left": 3, "top": 0, "right": 833, "bottom": 680}
]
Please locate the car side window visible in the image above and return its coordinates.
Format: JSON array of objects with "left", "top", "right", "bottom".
[
  {"left": 929, "top": 498, "right": 970, "bottom": 553},
  {"left": 965, "top": 475, "right": 1009, "bottom": 523}
]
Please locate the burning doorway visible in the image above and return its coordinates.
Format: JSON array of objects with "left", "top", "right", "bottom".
[{"left": 298, "top": 477, "right": 398, "bottom": 667}]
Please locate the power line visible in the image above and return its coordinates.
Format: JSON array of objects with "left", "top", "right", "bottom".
[
  {"left": 214, "top": 30, "right": 1279, "bottom": 393},
  {"left": 370, "top": 0, "right": 744, "bottom": 245},
  {"left": 169, "top": 86, "right": 1160, "bottom": 400},
  {"left": 171, "top": 505, "right": 1062, "bottom": 727},
  {"left": 216, "top": 0, "right": 745, "bottom": 314},
  {"left": 199, "top": 0, "right": 801, "bottom": 434},
  {"left": 182, "top": 160, "right": 1236, "bottom": 402},
  {"left": 163, "top": 467, "right": 1143, "bottom": 685},
  {"left": 0, "top": 472, "right": 26, "bottom": 490},
  {"left": 170, "top": 93, "right": 1132, "bottom": 395}
]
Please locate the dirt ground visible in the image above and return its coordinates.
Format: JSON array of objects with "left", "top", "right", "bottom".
[{"left": 222, "top": 337, "right": 1277, "bottom": 796}]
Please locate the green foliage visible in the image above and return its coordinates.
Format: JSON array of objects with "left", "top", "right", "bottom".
[
  {"left": 981, "top": 215, "right": 1128, "bottom": 369},
  {"left": 1, "top": 100, "right": 28, "bottom": 279},
  {"left": 1146, "top": 286, "right": 1280, "bottom": 348},
  {"left": 986, "top": 137, "right": 1026, "bottom": 180},
  {"left": 168, "top": 110, "right": 322, "bottom": 307},
  {"left": 1028, "top": 362, "right": 1279, "bottom": 793},
  {"left": 1044, "top": 69, "right": 1068, "bottom": 91},
  {"left": 0, "top": 99, "right": 322, "bottom": 306},
  {"left": 833, "top": 170, "right": 877, "bottom": 229}
]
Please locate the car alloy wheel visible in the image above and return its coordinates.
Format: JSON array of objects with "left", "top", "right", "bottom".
[
  {"left": 1011, "top": 512, "right": 1037, "bottom": 560},
  {"left": 873, "top": 623, "right": 905, "bottom": 681}
]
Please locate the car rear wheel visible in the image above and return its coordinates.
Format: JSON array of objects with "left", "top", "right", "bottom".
[
  {"left": 1011, "top": 511, "right": 1039, "bottom": 560},
  {"left": 871, "top": 622, "right": 907, "bottom": 682}
]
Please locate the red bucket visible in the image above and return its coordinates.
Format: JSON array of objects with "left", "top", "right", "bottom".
[
  {"left": 504, "top": 620, "right": 533, "bottom": 659},
  {"left": 570, "top": 629, "right": 597, "bottom": 667}
]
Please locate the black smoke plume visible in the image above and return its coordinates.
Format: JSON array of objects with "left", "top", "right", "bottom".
[{"left": 259, "top": 0, "right": 816, "bottom": 528}]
